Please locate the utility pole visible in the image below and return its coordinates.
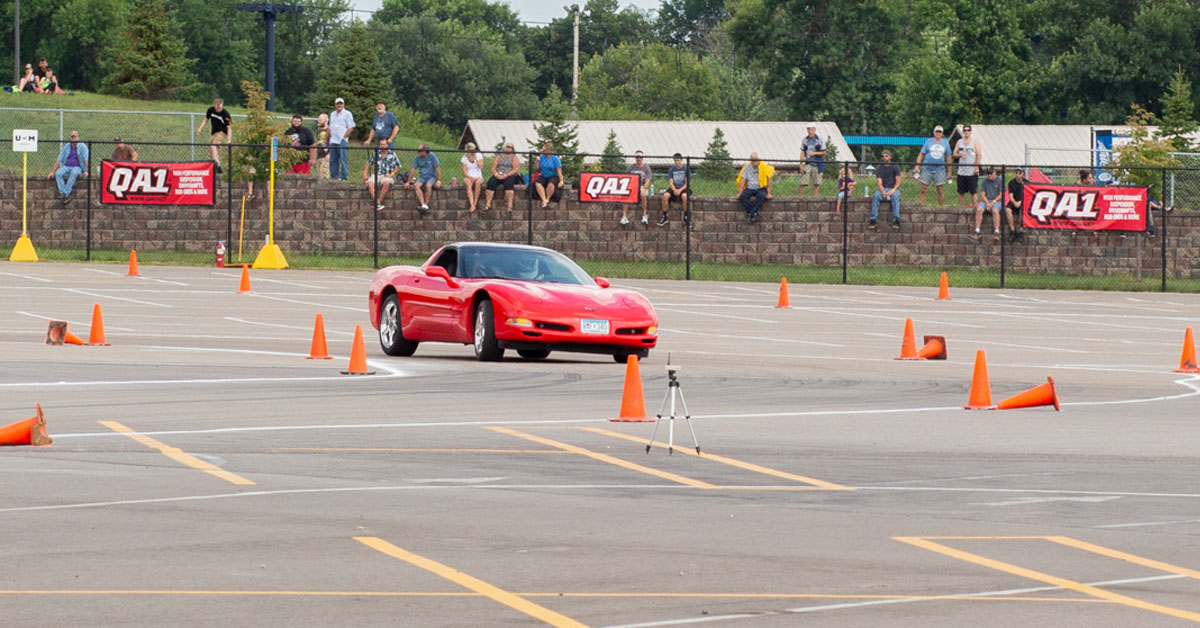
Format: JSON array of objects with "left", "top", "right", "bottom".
[
  {"left": 565, "top": 4, "right": 580, "bottom": 117},
  {"left": 13, "top": 0, "right": 19, "bottom": 85},
  {"left": 236, "top": 3, "right": 304, "bottom": 112}
]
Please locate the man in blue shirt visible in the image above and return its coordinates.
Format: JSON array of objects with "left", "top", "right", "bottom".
[
  {"left": 659, "top": 153, "right": 691, "bottom": 226},
  {"left": 799, "top": 124, "right": 825, "bottom": 196},
  {"left": 405, "top": 144, "right": 441, "bottom": 214},
  {"left": 363, "top": 100, "right": 399, "bottom": 147},
  {"left": 914, "top": 125, "right": 950, "bottom": 206},
  {"left": 535, "top": 143, "right": 563, "bottom": 208},
  {"left": 46, "top": 130, "right": 89, "bottom": 204}
]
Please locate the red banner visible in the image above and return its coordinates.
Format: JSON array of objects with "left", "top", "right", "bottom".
[
  {"left": 578, "top": 172, "right": 641, "bottom": 204},
  {"left": 100, "top": 160, "right": 216, "bottom": 206},
  {"left": 1022, "top": 183, "right": 1147, "bottom": 231}
]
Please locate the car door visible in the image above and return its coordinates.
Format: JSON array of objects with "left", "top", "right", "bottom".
[{"left": 405, "top": 248, "right": 468, "bottom": 340}]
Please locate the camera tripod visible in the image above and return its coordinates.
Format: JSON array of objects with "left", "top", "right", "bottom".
[{"left": 646, "top": 368, "right": 700, "bottom": 455}]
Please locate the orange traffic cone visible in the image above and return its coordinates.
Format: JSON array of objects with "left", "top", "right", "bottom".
[
  {"left": 86, "top": 304, "right": 110, "bottom": 346},
  {"left": 916, "top": 335, "right": 947, "bottom": 360},
  {"left": 0, "top": 404, "right": 52, "bottom": 447},
  {"left": 45, "top": 320, "right": 85, "bottom": 346},
  {"left": 996, "top": 376, "right": 1060, "bottom": 411},
  {"left": 237, "top": 264, "right": 252, "bottom": 294},
  {"left": 964, "top": 350, "right": 994, "bottom": 409},
  {"left": 1174, "top": 327, "right": 1200, "bottom": 373},
  {"left": 307, "top": 313, "right": 332, "bottom": 359},
  {"left": 937, "top": 272, "right": 951, "bottom": 301},
  {"left": 341, "top": 325, "right": 375, "bottom": 375},
  {"left": 776, "top": 278, "right": 790, "bottom": 308},
  {"left": 896, "top": 318, "right": 919, "bottom": 359},
  {"left": 127, "top": 249, "right": 140, "bottom": 277},
  {"left": 610, "top": 355, "right": 651, "bottom": 422}
]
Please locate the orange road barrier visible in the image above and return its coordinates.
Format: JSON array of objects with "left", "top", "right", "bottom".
[
  {"left": 937, "top": 271, "right": 951, "bottom": 301},
  {"left": 0, "top": 404, "right": 52, "bottom": 447},
  {"left": 341, "top": 325, "right": 375, "bottom": 375},
  {"left": 127, "top": 249, "right": 140, "bottom": 277},
  {"left": 996, "top": 376, "right": 1061, "bottom": 411},
  {"left": 1175, "top": 327, "right": 1200, "bottom": 373},
  {"left": 610, "top": 355, "right": 651, "bottom": 422},
  {"left": 896, "top": 318, "right": 919, "bottom": 359},
  {"left": 776, "top": 278, "right": 790, "bottom": 308},
  {"left": 45, "top": 320, "right": 84, "bottom": 346},
  {"left": 87, "top": 304, "right": 110, "bottom": 346},
  {"left": 237, "top": 264, "right": 252, "bottom": 294},
  {"left": 964, "top": 350, "right": 994, "bottom": 410},
  {"left": 916, "top": 335, "right": 947, "bottom": 360},
  {"left": 307, "top": 313, "right": 332, "bottom": 360}
]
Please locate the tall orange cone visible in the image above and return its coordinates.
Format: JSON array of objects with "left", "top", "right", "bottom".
[
  {"left": 0, "top": 404, "right": 52, "bottom": 447},
  {"left": 1174, "top": 327, "right": 1200, "bottom": 373},
  {"left": 996, "top": 376, "right": 1060, "bottom": 411},
  {"left": 86, "top": 304, "right": 110, "bottom": 346},
  {"left": 127, "top": 249, "right": 140, "bottom": 277},
  {"left": 307, "top": 313, "right": 332, "bottom": 359},
  {"left": 237, "top": 264, "right": 252, "bottom": 294},
  {"left": 341, "top": 325, "right": 375, "bottom": 375},
  {"left": 610, "top": 355, "right": 651, "bottom": 422},
  {"left": 896, "top": 318, "right": 919, "bottom": 359},
  {"left": 776, "top": 278, "right": 790, "bottom": 308},
  {"left": 937, "top": 271, "right": 951, "bottom": 301},
  {"left": 964, "top": 350, "right": 994, "bottom": 409}
]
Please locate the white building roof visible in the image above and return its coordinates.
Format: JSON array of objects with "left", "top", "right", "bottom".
[
  {"left": 945, "top": 124, "right": 1200, "bottom": 167},
  {"left": 461, "top": 120, "right": 855, "bottom": 165}
]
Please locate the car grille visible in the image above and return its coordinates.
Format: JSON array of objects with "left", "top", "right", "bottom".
[{"left": 535, "top": 322, "right": 572, "bottom": 332}]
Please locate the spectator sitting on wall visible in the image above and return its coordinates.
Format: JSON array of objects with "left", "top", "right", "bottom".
[
  {"left": 736, "top": 152, "right": 774, "bottom": 224},
  {"left": 18, "top": 64, "right": 41, "bottom": 93},
  {"left": 314, "top": 114, "right": 331, "bottom": 178},
  {"left": 835, "top": 165, "right": 856, "bottom": 216},
  {"left": 869, "top": 150, "right": 901, "bottom": 230},
  {"left": 363, "top": 139, "right": 401, "bottom": 212},
  {"left": 974, "top": 168, "right": 1005, "bottom": 242},
  {"left": 364, "top": 100, "right": 399, "bottom": 147},
  {"left": 405, "top": 144, "right": 441, "bottom": 214},
  {"left": 485, "top": 142, "right": 521, "bottom": 211},
  {"left": 1005, "top": 168, "right": 1026, "bottom": 243},
  {"left": 196, "top": 98, "right": 232, "bottom": 175},
  {"left": 659, "top": 152, "right": 691, "bottom": 226},
  {"left": 285, "top": 115, "right": 315, "bottom": 174},
  {"left": 46, "top": 130, "right": 88, "bottom": 205},
  {"left": 461, "top": 143, "right": 484, "bottom": 213},
  {"left": 535, "top": 143, "right": 564, "bottom": 209},
  {"left": 622, "top": 150, "right": 652, "bottom": 226},
  {"left": 915, "top": 125, "right": 950, "bottom": 205},
  {"left": 799, "top": 123, "right": 826, "bottom": 197},
  {"left": 328, "top": 97, "right": 355, "bottom": 181},
  {"left": 954, "top": 124, "right": 981, "bottom": 211},
  {"left": 111, "top": 137, "right": 138, "bottom": 161}
]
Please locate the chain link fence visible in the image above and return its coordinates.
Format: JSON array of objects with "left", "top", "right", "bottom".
[{"left": 2, "top": 139, "right": 1197, "bottom": 292}]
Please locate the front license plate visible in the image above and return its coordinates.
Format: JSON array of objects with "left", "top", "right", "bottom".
[{"left": 581, "top": 319, "right": 610, "bottom": 335}]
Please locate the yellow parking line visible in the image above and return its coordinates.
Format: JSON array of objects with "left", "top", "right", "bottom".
[
  {"left": 354, "top": 536, "right": 589, "bottom": 628},
  {"left": 581, "top": 427, "right": 851, "bottom": 491},
  {"left": 486, "top": 426, "right": 717, "bottom": 489},
  {"left": 1044, "top": 536, "right": 1200, "bottom": 581},
  {"left": 895, "top": 536, "right": 1200, "bottom": 623},
  {"left": 99, "top": 421, "right": 255, "bottom": 486}
]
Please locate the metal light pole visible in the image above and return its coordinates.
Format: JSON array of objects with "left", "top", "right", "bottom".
[
  {"left": 565, "top": 4, "right": 580, "bottom": 116},
  {"left": 13, "top": 0, "right": 19, "bottom": 85},
  {"left": 236, "top": 3, "right": 304, "bottom": 112}
]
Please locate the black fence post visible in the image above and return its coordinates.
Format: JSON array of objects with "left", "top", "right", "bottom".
[
  {"left": 85, "top": 145, "right": 92, "bottom": 261},
  {"left": 1000, "top": 164, "right": 1006, "bottom": 289},
  {"left": 226, "top": 142, "right": 233, "bottom": 247},
  {"left": 841, "top": 161, "right": 848, "bottom": 284},
  {"left": 373, "top": 144, "right": 380, "bottom": 270},
  {"left": 685, "top": 156, "right": 692, "bottom": 280},
  {"left": 1161, "top": 167, "right": 1168, "bottom": 292},
  {"left": 527, "top": 151, "right": 535, "bottom": 246}
]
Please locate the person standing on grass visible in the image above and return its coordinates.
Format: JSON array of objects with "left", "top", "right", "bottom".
[
  {"left": 659, "top": 153, "right": 691, "bottom": 226},
  {"left": 799, "top": 123, "right": 826, "bottom": 197},
  {"left": 622, "top": 151, "right": 652, "bottom": 226},
  {"left": 484, "top": 143, "right": 521, "bottom": 211},
  {"left": 328, "top": 98, "right": 355, "bottom": 181},
  {"left": 46, "top": 130, "right": 88, "bottom": 205},
  {"left": 974, "top": 168, "right": 1004, "bottom": 242},
  {"left": 364, "top": 100, "right": 399, "bottom": 147},
  {"left": 868, "top": 150, "right": 901, "bottom": 229},
  {"left": 406, "top": 144, "right": 441, "bottom": 214},
  {"left": 285, "top": 115, "right": 315, "bottom": 174},
  {"left": 196, "top": 98, "right": 232, "bottom": 174},
  {"left": 314, "top": 114, "right": 331, "bottom": 178},
  {"left": 915, "top": 125, "right": 950, "bottom": 205},
  {"left": 534, "top": 143, "right": 563, "bottom": 209},
  {"left": 363, "top": 139, "right": 401, "bottom": 212},
  {"left": 954, "top": 124, "right": 981, "bottom": 211},
  {"left": 110, "top": 137, "right": 138, "bottom": 161},
  {"left": 460, "top": 143, "right": 484, "bottom": 213}
]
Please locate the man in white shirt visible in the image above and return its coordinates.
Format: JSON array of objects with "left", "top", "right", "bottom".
[{"left": 328, "top": 97, "right": 356, "bottom": 181}]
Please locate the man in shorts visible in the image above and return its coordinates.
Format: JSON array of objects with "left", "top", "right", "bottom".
[
  {"left": 406, "top": 144, "right": 441, "bottom": 214},
  {"left": 363, "top": 140, "right": 402, "bottom": 212},
  {"left": 658, "top": 153, "right": 691, "bottom": 226},
  {"left": 196, "top": 98, "right": 232, "bottom": 174},
  {"left": 485, "top": 143, "right": 521, "bottom": 211},
  {"left": 914, "top": 125, "right": 950, "bottom": 205},
  {"left": 534, "top": 143, "right": 563, "bottom": 208},
  {"left": 974, "top": 168, "right": 1004, "bottom": 242},
  {"left": 798, "top": 124, "right": 825, "bottom": 196},
  {"left": 954, "top": 124, "right": 982, "bottom": 210}
]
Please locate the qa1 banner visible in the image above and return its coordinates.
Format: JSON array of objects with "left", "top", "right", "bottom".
[
  {"left": 100, "top": 161, "right": 216, "bottom": 206},
  {"left": 1022, "top": 183, "right": 1148, "bottom": 231},
  {"left": 578, "top": 172, "right": 641, "bottom": 204}
]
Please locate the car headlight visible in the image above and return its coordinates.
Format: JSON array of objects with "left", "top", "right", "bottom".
[
  {"left": 505, "top": 317, "right": 533, "bottom": 327},
  {"left": 647, "top": 326, "right": 657, "bottom": 334}
]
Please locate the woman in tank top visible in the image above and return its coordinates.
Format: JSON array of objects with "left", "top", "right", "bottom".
[{"left": 460, "top": 142, "right": 484, "bottom": 213}]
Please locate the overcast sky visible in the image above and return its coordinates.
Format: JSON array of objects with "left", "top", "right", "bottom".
[{"left": 348, "top": 0, "right": 661, "bottom": 23}]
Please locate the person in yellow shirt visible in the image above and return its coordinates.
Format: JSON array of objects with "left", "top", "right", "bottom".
[{"left": 735, "top": 153, "right": 774, "bottom": 223}]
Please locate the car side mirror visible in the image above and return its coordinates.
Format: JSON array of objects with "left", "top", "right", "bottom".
[
  {"left": 425, "top": 265, "right": 458, "bottom": 288},
  {"left": 594, "top": 277, "right": 610, "bottom": 288}
]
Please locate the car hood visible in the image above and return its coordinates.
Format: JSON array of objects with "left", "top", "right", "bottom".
[{"left": 490, "top": 281, "right": 653, "bottom": 315}]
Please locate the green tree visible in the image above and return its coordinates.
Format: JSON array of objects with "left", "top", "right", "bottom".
[
  {"left": 272, "top": 0, "right": 352, "bottom": 111},
  {"left": 100, "top": 0, "right": 197, "bottom": 99},
  {"left": 698, "top": 127, "right": 735, "bottom": 181},
  {"left": 578, "top": 43, "right": 720, "bottom": 119},
  {"left": 43, "top": 0, "right": 131, "bottom": 93},
  {"left": 656, "top": 0, "right": 729, "bottom": 50},
  {"left": 173, "top": 0, "right": 259, "bottom": 103},
  {"left": 1110, "top": 105, "right": 1178, "bottom": 199},
  {"left": 599, "top": 130, "right": 624, "bottom": 172},
  {"left": 232, "top": 80, "right": 303, "bottom": 187},
  {"left": 529, "top": 85, "right": 582, "bottom": 179},
  {"left": 307, "top": 20, "right": 395, "bottom": 140},
  {"left": 1159, "top": 70, "right": 1197, "bottom": 153},
  {"left": 703, "top": 35, "right": 788, "bottom": 121}
]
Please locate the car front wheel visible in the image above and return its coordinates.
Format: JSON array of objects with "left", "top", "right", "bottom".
[
  {"left": 379, "top": 293, "right": 418, "bottom": 356},
  {"left": 473, "top": 300, "right": 504, "bottom": 361}
]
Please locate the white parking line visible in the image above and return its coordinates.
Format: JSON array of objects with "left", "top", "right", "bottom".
[
  {"left": 250, "top": 294, "right": 365, "bottom": 312},
  {"left": 15, "top": 310, "right": 136, "bottom": 332},
  {"left": 63, "top": 288, "right": 172, "bottom": 308},
  {"left": 224, "top": 316, "right": 354, "bottom": 335},
  {"left": 84, "top": 268, "right": 188, "bottom": 286},
  {"left": 656, "top": 308, "right": 777, "bottom": 323},
  {"left": 0, "top": 271, "right": 52, "bottom": 282},
  {"left": 663, "top": 329, "right": 844, "bottom": 347}
]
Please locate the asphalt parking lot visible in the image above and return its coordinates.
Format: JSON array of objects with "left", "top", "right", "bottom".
[{"left": 2, "top": 261, "right": 1199, "bottom": 627}]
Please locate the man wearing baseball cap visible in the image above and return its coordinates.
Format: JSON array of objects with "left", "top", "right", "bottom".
[
  {"left": 799, "top": 123, "right": 826, "bottom": 197},
  {"left": 328, "top": 97, "right": 355, "bottom": 181},
  {"left": 914, "top": 125, "right": 951, "bottom": 205}
]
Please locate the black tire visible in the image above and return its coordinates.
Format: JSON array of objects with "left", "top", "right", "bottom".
[
  {"left": 473, "top": 299, "right": 504, "bottom": 361},
  {"left": 378, "top": 293, "right": 419, "bottom": 356},
  {"left": 517, "top": 348, "right": 551, "bottom": 360}
]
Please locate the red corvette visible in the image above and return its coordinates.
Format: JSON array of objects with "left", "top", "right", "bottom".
[{"left": 368, "top": 243, "right": 658, "bottom": 361}]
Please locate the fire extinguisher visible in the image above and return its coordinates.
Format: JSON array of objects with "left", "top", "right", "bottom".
[{"left": 216, "top": 241, "right": 226, "bottom": 268}]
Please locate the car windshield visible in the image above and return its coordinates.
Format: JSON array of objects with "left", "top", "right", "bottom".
[{"left": 459, "top": 246, "right": 593, "bottom": 285}]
